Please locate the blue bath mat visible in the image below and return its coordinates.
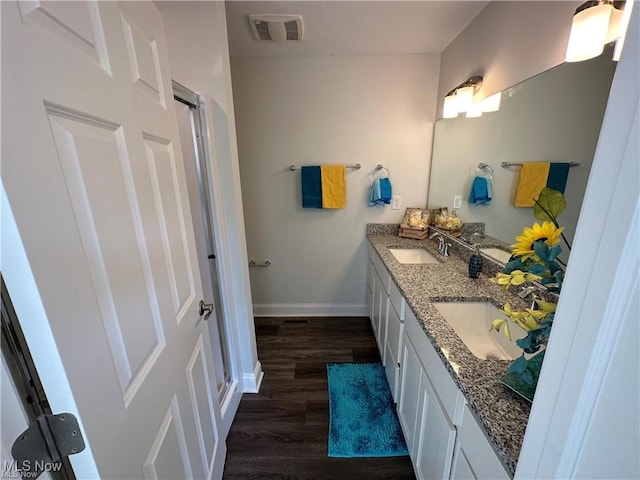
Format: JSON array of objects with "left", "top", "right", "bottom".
[{"left": 326, "top": 362, "right": 409, "bottom": 457}]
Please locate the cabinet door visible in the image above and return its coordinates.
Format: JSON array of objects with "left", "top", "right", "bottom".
[
  {"left": 415, "top": 373, "right": 456, "bottom": 480},
  {"left": 376, "top": 288, "right": 389, "bottom": 364},
  {"left": 398, "top": 333, "right": 422, "bottom": 459},
  {"left": 372, "top": 268, "right": 389, "bottom": 363},
  {"left": 451, "top": 406, "right": 511, "bottom": 480},
  {"left": 384, "top": 338, "right": 399, "bottom": 402},
  {"left": 450, "top": 446, "right": 476, "bottom": 480},
  {"left": 386, "top": 303, "right": 403, "bottom": 364},
  {"left": 366, "top": 259, "right": 374, "bottom": 320},
  {"left": 371, "top": 270, "right": 380, "bottom": 338}
]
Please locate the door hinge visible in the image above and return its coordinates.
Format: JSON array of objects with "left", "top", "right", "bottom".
[{"left": 11, "top": 413, "right": 85, "bottom": 478}]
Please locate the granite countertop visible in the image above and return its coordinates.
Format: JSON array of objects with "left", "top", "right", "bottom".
[{"left": 367, "top": 226, "right": 532, "bottom": 476}]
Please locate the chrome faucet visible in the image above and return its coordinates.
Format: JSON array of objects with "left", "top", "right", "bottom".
[
  {"left": 429, "top": 232, "right": 445, "bottom": 251},
  {"left": 469, "top": 232, "right": 485, "bottom": 245},
  {"left": 428, "top": 232, "right": 450, "bottom": 256},
  {"left": 518, "top": 285, "right": 543, "bottom": 309}
]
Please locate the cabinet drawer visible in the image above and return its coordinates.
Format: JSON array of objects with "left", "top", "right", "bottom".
[
  {"left": 386, "top": 304, "right": 404, "bottom": 364},
  {"left": 373, "top": 251, "right": 391, "bottom": 294},
  {"left": 389, "top": 279, "right": 405, "bottom": 320}
]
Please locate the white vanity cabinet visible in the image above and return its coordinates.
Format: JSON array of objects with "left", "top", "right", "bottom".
[
  {"left": 367, "top": 241, "right": 514, "bottom": 479},
  {"left": 399, "top": 307, "right": 461, "bottom": 480}
]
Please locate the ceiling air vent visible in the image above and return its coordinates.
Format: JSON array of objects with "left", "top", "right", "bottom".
[{"left": 249, "top": 14, "right": 304, "bottom": 43}]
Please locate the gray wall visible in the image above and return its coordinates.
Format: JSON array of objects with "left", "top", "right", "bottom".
[
  {"left": 437, "top": 1, "right": 578, "bottom": 118},
  {"left": 231, "top": 54, "right": 439, "bottom": 315}
]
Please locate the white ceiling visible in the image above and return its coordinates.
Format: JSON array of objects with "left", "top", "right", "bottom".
[{"left": 225, "top": 1, "right": 489, "bottom": 58}]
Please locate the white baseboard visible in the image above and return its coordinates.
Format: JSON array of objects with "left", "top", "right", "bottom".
[
  {"left": 241, "top": 360, "right": 263, "bottom": 393},
  {"left": 252, "top": 303, "right": 368, "bottom": 317}
]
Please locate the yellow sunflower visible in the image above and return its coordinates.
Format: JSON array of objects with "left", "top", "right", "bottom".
[{"left": 511, "top": 221, "right": 564, "bottom": 260}]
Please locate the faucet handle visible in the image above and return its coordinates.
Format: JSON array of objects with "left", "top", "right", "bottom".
[
  {"left": 517, "top": 285, "right": 537, "bottom": 299},
  {"left": 469, "top": 232, "right": 485, "bottom": 245}
]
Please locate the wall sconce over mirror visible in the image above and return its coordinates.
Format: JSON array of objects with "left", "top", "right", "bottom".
[
  {"left": 443, "top": 75, "right": 482, "bottom": 118},
  {"left": 442, "top": 76, "right": 503, "bottom": 119},
  {"left": 565, "top": 0, "right": 634, "bottom": 62}
]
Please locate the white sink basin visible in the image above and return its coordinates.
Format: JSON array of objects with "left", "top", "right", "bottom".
[
  {"left": 389, "top": 248, "right": 439, "bottom": 264},
  {"left": 433, "top": 302, "right": 525, "bottom": 360},
  {"left": 480, "top": 247, "right": 512, "bottom": 264}
]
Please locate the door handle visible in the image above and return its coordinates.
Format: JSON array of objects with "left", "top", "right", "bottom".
[{"left": 199, "top": 300, "right": 214, "bottom": 320}]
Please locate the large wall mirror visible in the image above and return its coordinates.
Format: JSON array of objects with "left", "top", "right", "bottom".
[{"left": 428, "top": 53, "right": 617, "bottom": 259}]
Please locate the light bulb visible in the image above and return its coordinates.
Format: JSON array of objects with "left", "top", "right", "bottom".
[
  {"left": 565, "top": 2, "right": 613, "bottom": 62},
  {"left": 466, "top": 100, "right": 483, "bottom": 118},
  {"left": 443, "top": 94, "right": 458, "bottom": 118},
  {"left": 455, "top": 86, "right": 475, "bottom": 113},
  {"left": 480, "top": 92, "right": 502, "bottom": 113}
]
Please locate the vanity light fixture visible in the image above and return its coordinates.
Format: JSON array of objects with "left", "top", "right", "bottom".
[
  {"left": 480, "top": 92, "right": 502, "bottom": 113},
  {"left": 442, "top": 76, "right": 483, "bottom": 119},
  {"left": 466, "top": 101, "right": 483, "bottom": 118},
  {"left": 565, "top": 0, "right": 633, "bottom": 62}
]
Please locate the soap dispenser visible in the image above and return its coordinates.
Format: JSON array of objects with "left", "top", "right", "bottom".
[{"left": 468, "top": 246, "right": 483, "bottom": 279}]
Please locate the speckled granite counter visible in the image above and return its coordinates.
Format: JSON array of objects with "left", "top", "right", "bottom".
[{"left": 367, "top": 228, "right": 532, "bottom": 476}]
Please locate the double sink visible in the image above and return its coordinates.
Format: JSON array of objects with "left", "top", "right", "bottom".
[{"left": 388, "top": 246, "right": 525, "bottom": 361}]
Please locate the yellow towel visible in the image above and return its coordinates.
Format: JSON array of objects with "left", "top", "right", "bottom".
[
  {"left": 321, "top": 165, "right": 346, "bottom": 209},
  {"left": 514, "top": 162, "right": 550, "bottom": 207}
]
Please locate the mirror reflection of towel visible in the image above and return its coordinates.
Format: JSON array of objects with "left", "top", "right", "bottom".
[
  {"left": 512, "top": 162, "right": 573, "bottom": 207},
  {"left": 468, "top": 176, "right": 492, "bottom": 205},
  {"left": 546, "top": 163, "right": 570, "bottom": 194},
  {"left": 514, "top": 163, "right": 549, "bottom": 207}
]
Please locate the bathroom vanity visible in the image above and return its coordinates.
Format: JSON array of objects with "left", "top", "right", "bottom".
[{"left": 366, "top": 224, "right": 534, "bottom": 479}]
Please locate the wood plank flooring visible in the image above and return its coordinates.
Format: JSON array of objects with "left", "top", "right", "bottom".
[{"left": 223, "top": 317, "right": 416, "bottom": 479}]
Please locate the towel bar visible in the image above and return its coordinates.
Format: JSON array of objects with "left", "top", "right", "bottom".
[
  {"left": 289, "top": 164, "right": 361, "bottom": 171},
  {"left": 501, "top": 161, "right": 581, "bottom": 168},
  {"left": 249, "top": 260, "right": 271, "bottom": 268}
]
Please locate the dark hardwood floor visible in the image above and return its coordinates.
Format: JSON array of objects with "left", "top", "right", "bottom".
[{"left": 222, "top": 317, "right": 416, "bottom": 479}]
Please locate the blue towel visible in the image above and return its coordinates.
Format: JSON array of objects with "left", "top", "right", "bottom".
[
  {"left": 368, "top": 178, "right": 393, "bottom": 206},
  {"left": 547, "top": 163, "right": 570, "bottom": 193},
  {"left": 301, "top": 166, "right": 322, "bottom": 208},
  {"left": 468, "top": 176, "right": 492, "bottom": 205}
]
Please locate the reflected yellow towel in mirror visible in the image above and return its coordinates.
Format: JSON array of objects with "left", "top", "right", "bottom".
[
  {"left": 320, "top": 165, "right": 346, "bottom": 209},
  {"left": 514, "top": 163, "right": 550, "bottom": 207}
]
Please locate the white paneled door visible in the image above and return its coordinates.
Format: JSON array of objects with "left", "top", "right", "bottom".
[{"left": 2, "top": 2, "right": 224, "bottom": 478}]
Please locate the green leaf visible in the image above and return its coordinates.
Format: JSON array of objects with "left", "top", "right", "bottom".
[
  {"left": 507, "top": 355, "right": 528, "bottom": 374},
  {"left": 534, "top": 188, "right": 567, "bottom": 223}
]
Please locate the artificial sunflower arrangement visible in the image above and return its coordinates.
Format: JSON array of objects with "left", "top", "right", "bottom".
[{"left": 490, "top": 188, "right": 571, "bottom": 391}]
